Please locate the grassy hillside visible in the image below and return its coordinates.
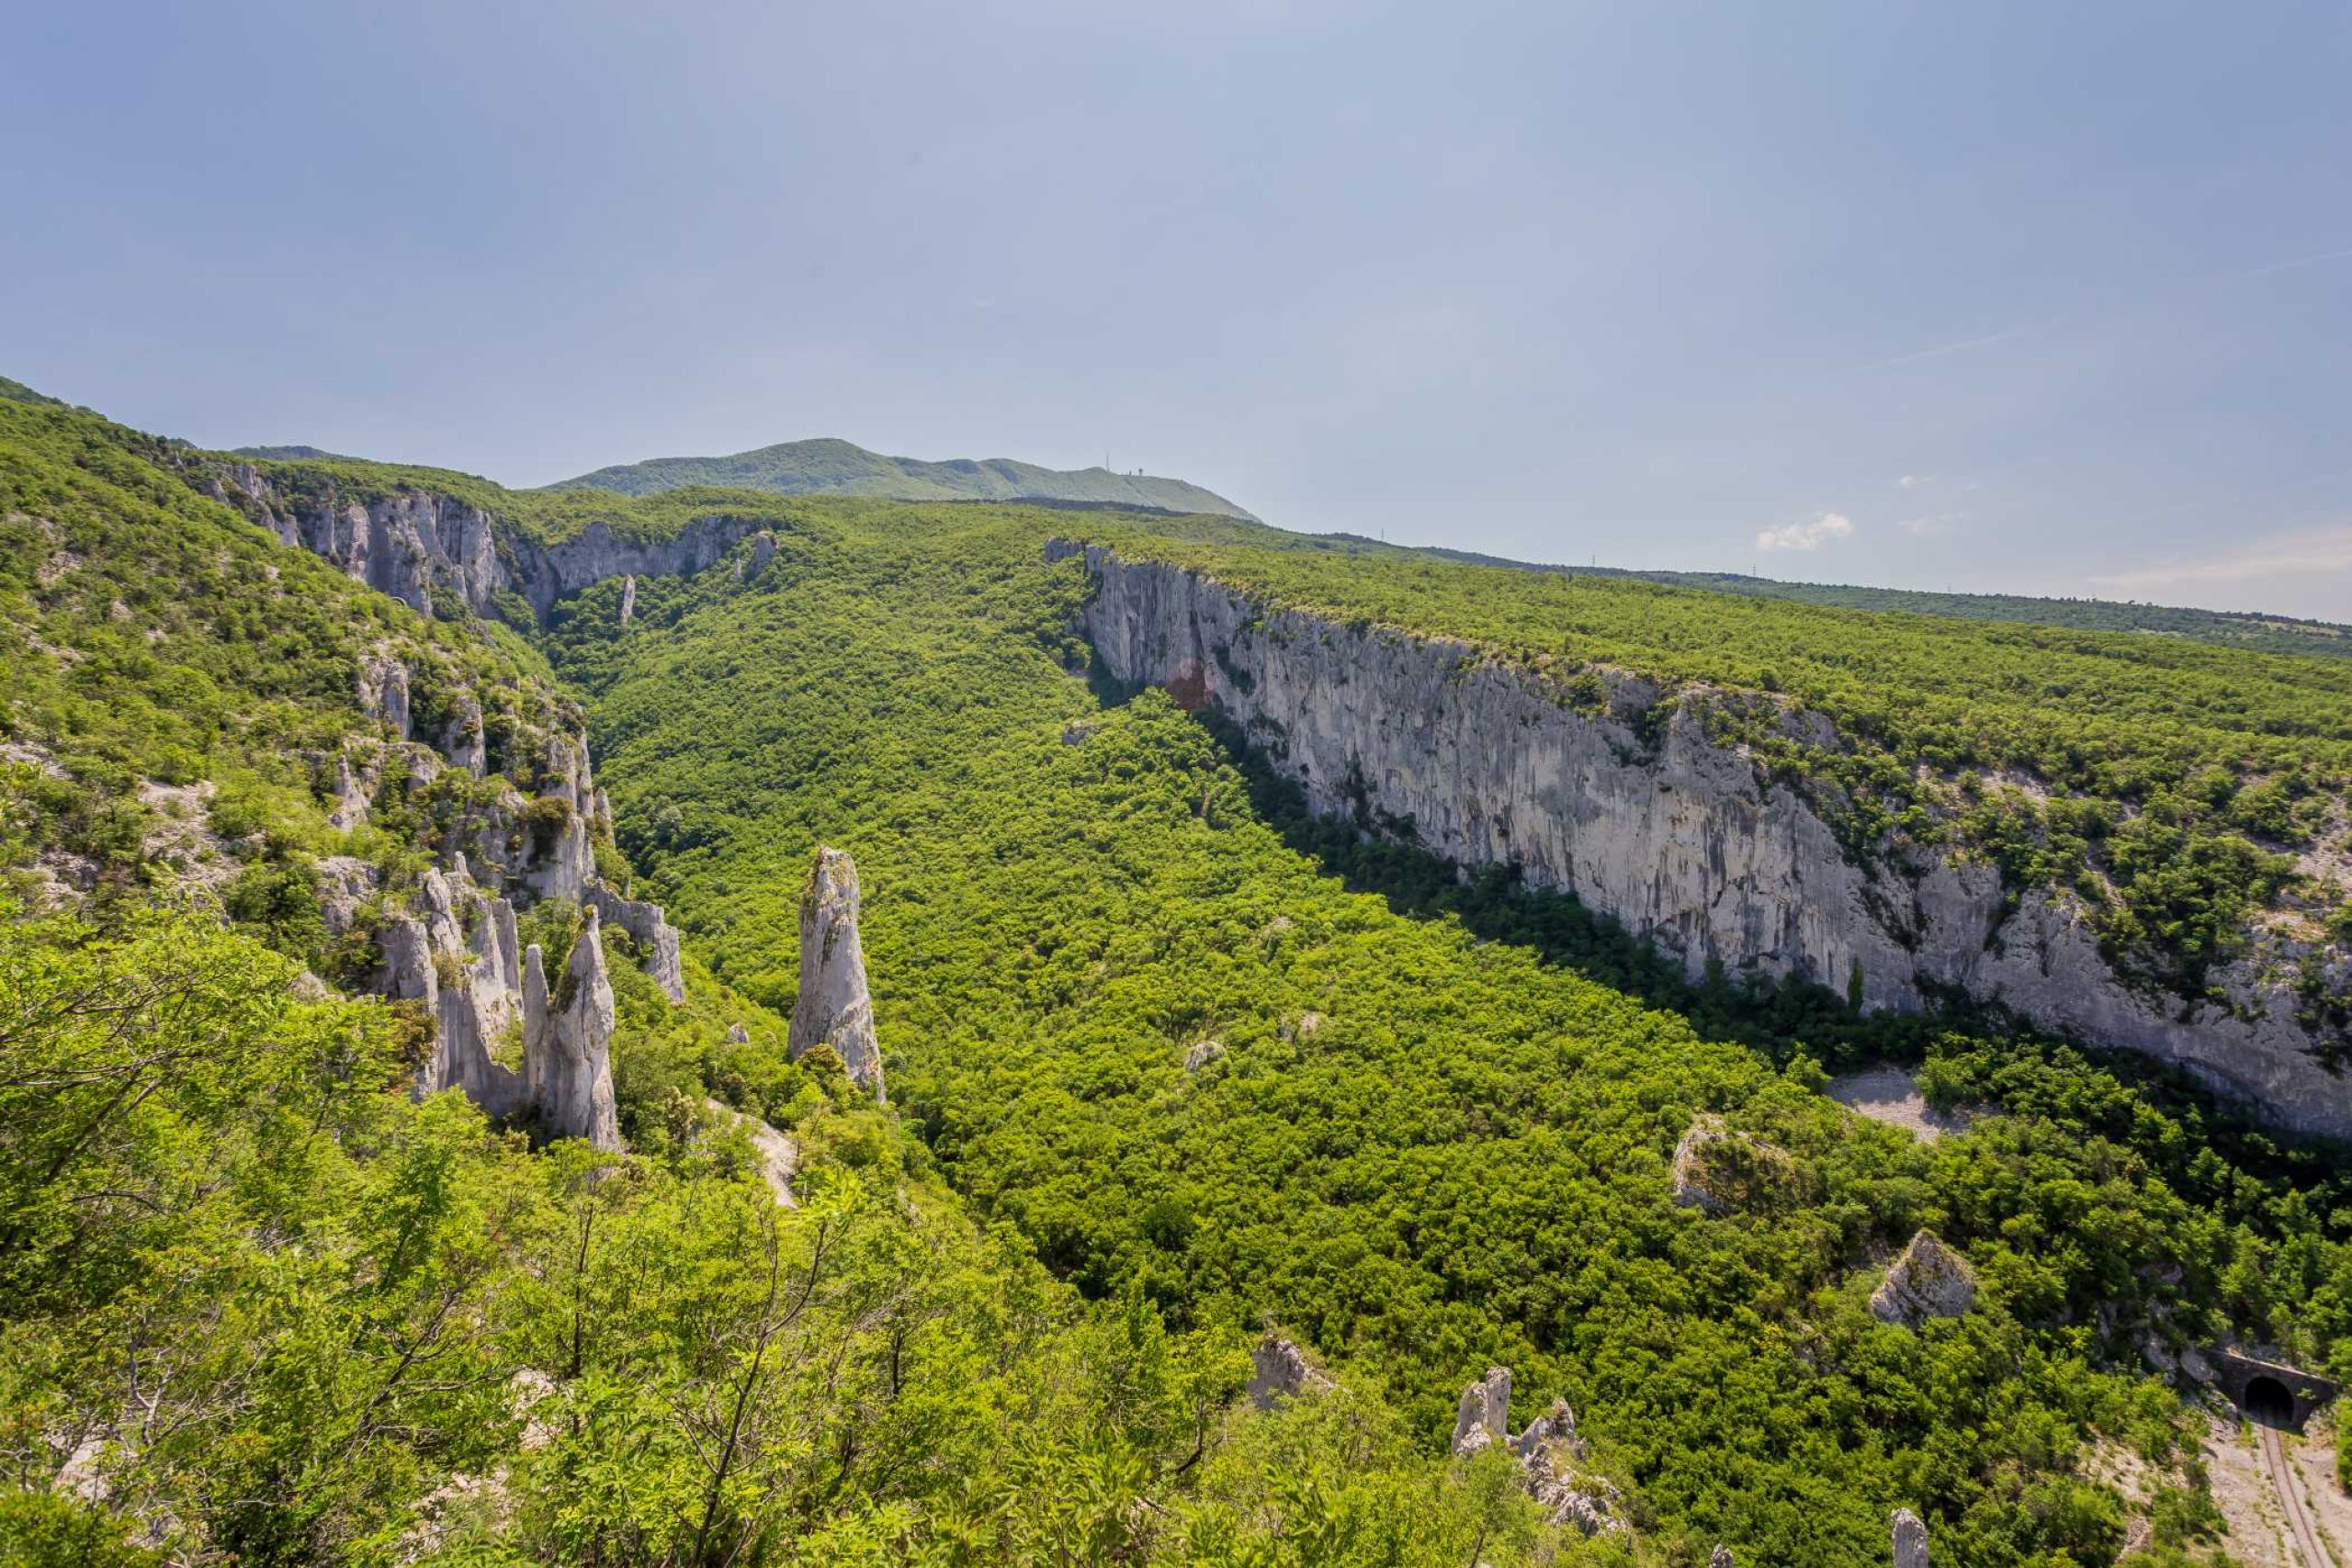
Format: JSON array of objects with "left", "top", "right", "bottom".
[
  {"left": 550, "top": 434, "right": 1258, "bottom": 518},
  {"left": 1074, "top": 516, "right": 2352, "bottom": 1010},
  {"left": 1, "top": 402, "right": 1574, "bottom": 1564},
  {"left": 1404, "top": 540, "right": 2352, "bottom": 664},
  {"left": 550, "top": 495, "right": 2352, "bottom": 1565}
]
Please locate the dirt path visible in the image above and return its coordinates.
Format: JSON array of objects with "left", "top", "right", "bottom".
[{"left": 2262, "top": 1421, "right": 2333, "bottom": 1568}]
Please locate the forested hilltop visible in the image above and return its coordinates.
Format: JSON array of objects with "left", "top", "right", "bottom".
[
  {"left": 548, "top": 434, "right": 1258, "bottom": 519},
  {"left": 1398, "top": 540, "right": 2352, "bottom": 664},
  {"left": 4, "top": 380, "right": 2350, "bottom": 1564}
]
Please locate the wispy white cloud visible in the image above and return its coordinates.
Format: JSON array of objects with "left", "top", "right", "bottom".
[
  {"left": 2241, "top": 245, "right": 2352, "bottom": 279},
  {"left": 1842, "top": 329, "right": 2022, "bottom": 376},
  {"left": 1894, "top": 515, "right": 1951, "bottom": 538},
  {"left": 2088, "top": 524, "right": 2352, "bottom": 593},
  {"left": 1757, "top": 513, "right": 1855, "bottom": 552},
  {"left": 1897, "top": 474, "right": 1930, "bottom": 490}
]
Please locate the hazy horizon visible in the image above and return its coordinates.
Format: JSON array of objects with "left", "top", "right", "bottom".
[{"left": 7, "top": 1, "right": 2351, "bottom": 619}]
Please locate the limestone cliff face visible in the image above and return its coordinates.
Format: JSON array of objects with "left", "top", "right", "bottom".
[
  {"left": 1056, "top": 542, "right": 2352, "bottom": 1138},
  {"left": 787, "top": 847, "right": 884, "bottom": 1099},
  {"left": 205, "top": 463, "right": 764, "bottom": 621}
]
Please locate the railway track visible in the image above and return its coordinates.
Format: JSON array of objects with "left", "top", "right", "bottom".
[{"left": 2258, "top": 1419, "right": 2331, "bottom": 1568}]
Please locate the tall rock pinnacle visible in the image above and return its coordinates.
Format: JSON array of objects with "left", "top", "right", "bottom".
[
  {"left": 788, "top": 847, "right": 884, "bottom": 1099},
  {"left": 522, "top": 910, "right": 623, "bottom": 1150}
]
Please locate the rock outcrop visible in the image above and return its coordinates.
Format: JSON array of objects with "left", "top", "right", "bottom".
[
  {"left": 363, "top": 860, "right": 622, "bottom": 1149},
  {"left": 702, "top": 1098, "right": 797, "bottom": 1207},
  {"left": 1450, "top": 1366, "right": 1513, "bottom": 1457},
  {"left": 318, "top": 654, "right": 682, "bottom": 1149},
  {"left": 1871, "top": 1232, "right": 1976, "bottom": 1328},
  {"left": 522, "top": 913, "right": 622, "bottom": 1150},
  {"left": 1446, "top": 1366, "right": 1625, "bottom": 1537},
  {"left": 587, "top": 884, "right": 685, "bottom": 1001},
  {"left": 1669, "top": 1114, "right": 1800, "bottom": 1214},
  {"left": 1054, "top": 541, "right": 2352, "bottom": 1139},
  {"left": 203, "top": 462, "right": 769, "bottom": 622},
  {"left": 1892, "top": 1507, "right": 1929, "bottom": 1568},
  {"left": 787, "top": 847, "right": 884, "bottom": 1099},
  {"left": 1246, "top": 1335, "right": 1335, "bottom": 1409}
]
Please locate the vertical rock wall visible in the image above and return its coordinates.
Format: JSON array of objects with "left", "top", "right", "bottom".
[{"left": 1056, "top": 542, "right": 2352, "bottom": 1139}]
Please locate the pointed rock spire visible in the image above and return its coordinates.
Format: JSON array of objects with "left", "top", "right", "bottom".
[
  {"left": 1450, "top": 1366, "right": 1512, "bottom": 1457},
  {"left": 521, "top": 912, "right": 622, "bottom": 1149},
  {"left": 1892, "top": 1507, "right": 1928, "bottom": 1567},
  {"left": 788, "top": 847, "right": 883, "bottom": 1099}
]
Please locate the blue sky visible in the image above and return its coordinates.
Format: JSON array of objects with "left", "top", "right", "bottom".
[{"left": 6, "top": 2, "right": 2351, "bottom": 617}]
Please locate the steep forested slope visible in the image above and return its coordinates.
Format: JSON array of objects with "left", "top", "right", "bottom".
[
  {"left": 0, "top": 397, "right": 1573, "bottom": 1565},
  {"left": 550, "top": 497, "right": 2352, "bottom": 1565},
  {"left": 10, "top": 384, "right": 2351, "bottom": 1564}
]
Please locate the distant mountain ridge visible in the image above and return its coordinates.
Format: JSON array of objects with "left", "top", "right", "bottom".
[
  {"left": 1336, "top": 537, "right": 2352, "bottom": 664},
  {"left": 547, "top": 434, "right": 1257, "bottom": 519}
]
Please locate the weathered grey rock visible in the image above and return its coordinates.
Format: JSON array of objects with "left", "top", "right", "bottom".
[
  {"left": 744, "top": 531, "right": 777, "bottom": 581},
  {"left": 587, "top": 884, "right": 685, "bottom": 1001},
  {"left": 1247, "top": 1335, "right": 1335, "bottom": 1409},
  {"left": 1710, "top": 1548, "right": 1734, "bottom": 1568},
  {"left": 1451, "top": 1366, "right": 1512, "bottom": 1457},
  {"left": 445, "top": 692, "right": 486, "bottom": 777},
  {"left": 617, "top": 574, "right": 636, "bottom": 628},
  {"left": 327, "top": 752, "right": 370, "bottom": 831},
  {"left": 1892, "top": 1506, "right": 1928, "bottom": 1568},
  {"left": 703, "top": 1097, "right": 797, "bottom": 1207},
  {"left": 1669, "top": 1113, "right": 1797, "bottom": 1214},
  {"left": 1871, "top": 1232, "right": 1976, "bottom": 1328},
  {"left": 726, "top": 1022, "right": 751, "bottom": 1044},
  {"left": 208, "top": 462, "right": 766, "bottom": 621},
  {"left": 1181, "top": 1038, "right": 1227, "bottom": 1072},
  {"left": 788, "top": 847, "right": 883, "bottom": 1098},
  {"left": 1508, "top": 1398, "right": 1577, "bottom": 1462},
  {"left": 1450, "top": 1364, "right": 1625, "bottom": 1536},
  {"left": 1670, "top": 1114, "right": 1733, "bottom": 1213},
  {"left": 358, "top": 656, "right": 412, "bottom": 739},
  {"left": 522, "top": 913, "right": 622, "bottom": 1149},
  {"left": 406, "top": 867, "right": 527, "bottom": 1120},
  {"left": 1057, "top": 542, "right": 2352, "bottom": 1138}
]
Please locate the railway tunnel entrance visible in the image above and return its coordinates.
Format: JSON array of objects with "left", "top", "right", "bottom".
[
  {"left": 2208, "top": 1349, "right": 2336, "bottom": 1434},
  {"left": 2243, "top": 1375, "right": 2297, "bottom": 1429}
]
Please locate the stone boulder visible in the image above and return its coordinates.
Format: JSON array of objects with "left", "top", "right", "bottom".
[
  {"left": 1246, "top": 1335, "right": 1335, "bottom": 1409},
  {"left": 1670, "top": 1113, "right": 1798, "bottom": 1214},
  {"left": 1871, "top": 1232, "right": 1976, "bottom": 1328},
  {"left": 788, "top": 847, "right": 884, "bottom": 1099}
]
